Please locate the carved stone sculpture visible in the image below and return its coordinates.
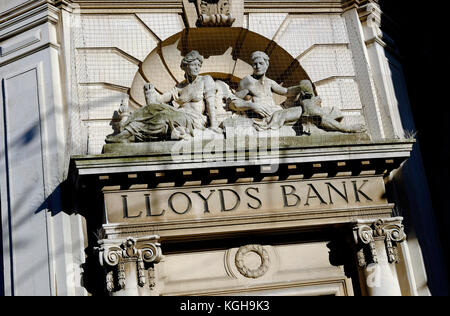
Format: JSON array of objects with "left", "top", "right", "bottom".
[
  {"left": 195, "top": 0, "right": 235, "bottom": 27},
  {"left": 227, "top": 51, "right": 303, "bottom": 119},
  {"left": 352, "top": 218, "right": 406, "bottom": 296},
  {"left": 256, "top": 80, "right": 366, "bottom": 134},
  {"left": 105, "top": 51, "right": 222, "bottom": 143},
  {"left": 108, "top": 99, "right": 130, "bottom": 136},
  {"left": 235, "top": 244, "right": 270, "bottom": 279},
  {"left": 353, "top": 218, "right": 406, "bottom": 268},
  {"left": 105, "top": 50, "right": 367, "bottom": 145},
  {"left": 97, "top": 236, "right": 163, "bottom": 294},
  {"left": 227, "top": 51, "right": 366, "bottom": 134}
]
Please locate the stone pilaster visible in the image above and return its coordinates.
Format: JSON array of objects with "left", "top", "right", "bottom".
[
  {"left": 353, "top": 217, "right": 406, "bottom": 296},
  {"left": 97, "top": 236, "right": 163, "bottom": 296},
  {"left": 358, "top": 1, "right": 405, "bottom": 139}
]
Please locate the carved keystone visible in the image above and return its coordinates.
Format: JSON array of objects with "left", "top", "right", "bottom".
[
  {"left": 97, "top": 236, "right": 163, "bottom": 293},
  {"left": 196, "top": 0, "right": 236, "bottom": 26},
  {"left": 183, "top": 0, "right": 238, "bottom": 27}
]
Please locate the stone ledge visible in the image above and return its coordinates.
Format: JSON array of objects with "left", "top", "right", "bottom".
[
  {"left": 101, "top": 133, "right": 371, "bottom": 155},
  {"left": 72, "top": 137, "right": 415, "bottom": 176}
]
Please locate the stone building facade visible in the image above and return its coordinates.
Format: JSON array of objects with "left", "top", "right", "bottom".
[{"left": 0, "top": 0, "right": 446, "bottom": 296}]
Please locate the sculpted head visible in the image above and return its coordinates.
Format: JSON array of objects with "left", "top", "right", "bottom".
[
  {"left": 251, "top": 51, "right": 270, "bottom": 77},
  {"left": 181, "top": 50, "right": 204, "bottom": 78}
]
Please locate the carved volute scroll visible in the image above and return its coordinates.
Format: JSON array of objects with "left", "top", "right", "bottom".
[
  {"left": 97, "top": 236, "right": 163, "bottom": 294},
  {"left": 353, "top": 218, "right": 406, "bottom": 268}
]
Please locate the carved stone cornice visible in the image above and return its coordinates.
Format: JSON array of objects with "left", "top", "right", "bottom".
[
  {"left": 0, "top": 0, "right": 65, "bottom": 41},
  {"left": 353, "top": 0, "right": 399, "bottom": 53},
  {"left": 71, "top": 0, "right": 183, "bottom": 12},
  {"left": 342, "top": 0, "right": 377, "bottom": 11},
  {"left": 0, "top": 0, "right": 69, "bottom": 22},
  {"left": 97, "top": 236, "right": 163, "bottom": 293},
  {"left": 244, "top": 0, "right": 343, "bottom": 13},
  {"left": 353, "top": 217, "right": 406, "bottom": 268}
]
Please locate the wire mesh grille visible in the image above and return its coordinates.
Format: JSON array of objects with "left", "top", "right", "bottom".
[{"left": 71, "top": 11, "right": 367, "bottom": 155}]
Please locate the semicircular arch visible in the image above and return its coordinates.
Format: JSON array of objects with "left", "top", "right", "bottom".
[{"left": 129, "top": 27, "right": 314, "bottom": 107}]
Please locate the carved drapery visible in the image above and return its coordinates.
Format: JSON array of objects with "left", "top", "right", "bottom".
[
  {"left": 97, "top": 236, "right": 163, "bottom": 294},
  {"left": 353, "top": 218, "right": 406, "bottom": 268}
]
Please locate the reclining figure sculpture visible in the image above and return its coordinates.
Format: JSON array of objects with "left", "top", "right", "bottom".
[
  {"left": 106, "top": 50, "right": 366, "bottom": 144},
  {"left": 106, "top": 50, "right": 221, "bottom": 143},
  {"left": 228, "top": 51, "right": 366, "bottom": 134}
]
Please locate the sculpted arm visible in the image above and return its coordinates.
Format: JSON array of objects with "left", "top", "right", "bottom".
[
  {"left": 226, "top": 76, "right": 272, "bottom": 117},
  {"left": 227, "top": 76, "right": 253, "bottom": 112},
  {"left": 157, "top": 91, "right": 175, "bottom": 104},
  {"left": 144, "top": 83, "right": 174, "bottom": 105},
  {"left": 203, "top": 75, "right": 219, "bottom": 129},
  {"left": 234, "top": 76, "right": 253, "bottom": 100},
  {"left": 271, "top": 80, "right": 302, "bottom": 97},
  {"left": 228, "top": 77, "right": 251, "bottom": 112}
]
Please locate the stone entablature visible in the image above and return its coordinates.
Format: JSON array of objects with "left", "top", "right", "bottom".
[{"left": 72, "top": 139, "right": 413, "bottom": 239}]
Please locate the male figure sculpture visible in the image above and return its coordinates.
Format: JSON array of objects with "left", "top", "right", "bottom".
[
  {"left": 257, "top": 79, "right": 366, "bottom": 133},
  {"left": 227, "top": 51, "right": 303, "bottom": 118},
  {"left": 228, "top": 51, "right": 366, "bottom": 134}
]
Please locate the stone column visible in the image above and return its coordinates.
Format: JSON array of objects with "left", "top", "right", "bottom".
[
  {"left": 97, "top": 236, "right": 163, "bottom": 296},
  {"left": 353, "top": 217, "right": 406, "bottom": 296}
]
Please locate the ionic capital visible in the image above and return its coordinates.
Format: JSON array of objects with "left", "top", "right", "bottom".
[
  {"left": 353, "top": 217, "right": 406, "bottom": 268},
  {"left": 97, "top": 236, "right": 163, "bottom": 293}
]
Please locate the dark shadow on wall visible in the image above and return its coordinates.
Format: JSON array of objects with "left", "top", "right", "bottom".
[{"left": 379, "top": 0, "right": 450, "bottom": 295}]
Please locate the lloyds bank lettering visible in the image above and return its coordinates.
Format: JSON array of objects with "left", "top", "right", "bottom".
[{"left": 104, "top": 178, "right": 382, "bottom": 223}]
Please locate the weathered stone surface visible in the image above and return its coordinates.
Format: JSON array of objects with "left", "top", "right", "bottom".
[
  {"left": 103, "top": 134, "right": 371, "bottom": 155},
  {"left": 103, "top": 176, "right": 388, "bottom": 225},
  {"left": 106, "top": 51, "right": 221, "bottom": 143}
]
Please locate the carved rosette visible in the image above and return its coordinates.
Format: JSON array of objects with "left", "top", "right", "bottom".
[
  {"left": 353, "top": 218, "right": 406, "bottom": 268},
  {"left": 196, "top": 0, "right": 235, "bottom": 27},
  {"left": 97, "top": 236, "right": 163, "bottom": 293},
  {"left": 235, "top": 244, "right": 270, "bottom": 279}
]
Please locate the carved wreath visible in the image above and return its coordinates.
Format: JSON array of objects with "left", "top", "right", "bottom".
[{"left": 235, "top": 244, "right": 270, "bottom": 279}]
